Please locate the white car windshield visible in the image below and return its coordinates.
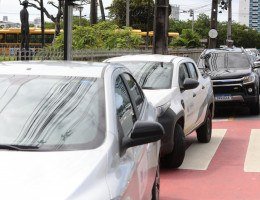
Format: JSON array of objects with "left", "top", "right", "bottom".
[
  {"left": 116, "top": 61, "right": 174, "bottom": 89},
  {"left": 198, "top": 52, "right": 251, "bottom": 70},
  {"left": 0, "top": 75, "right": 105, "bottom": 151}
]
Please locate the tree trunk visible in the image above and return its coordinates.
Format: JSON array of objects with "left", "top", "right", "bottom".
[{"left": 99, "top": 0, "right": 106, "bottom": 21}]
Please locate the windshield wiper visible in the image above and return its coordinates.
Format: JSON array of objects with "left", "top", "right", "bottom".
[{"left": 0, "top": 144, "right": 39, "bottom": 151}]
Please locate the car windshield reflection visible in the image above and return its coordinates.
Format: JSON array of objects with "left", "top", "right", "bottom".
[
  {"left": 115, "top": 61, "right": 174, "bottom": 89},
  {"left": 0, "top": 75, "right": 105, "bottom": 151}
]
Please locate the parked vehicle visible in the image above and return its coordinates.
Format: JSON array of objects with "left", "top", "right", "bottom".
[
  {"left": 198, "top": 47, "right": 260, "bottom": 115},
  {"left": 0, "top": 61, "right": 164, "bottom": 200},
  {"left": 245, "top": 48, "right": 260, "bottom": 62},
  {"left": 106, "top": 54, "right": 214, "bottom": 168}
]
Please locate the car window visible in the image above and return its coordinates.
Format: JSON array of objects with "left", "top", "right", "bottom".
[
  {"left": 114, "top": 62, "right": 174, "bottom": 89},
  {"left": 0, "top": 75, "right": 106, "bottom": 151},
  {"left": 198, "top": 52, "right": 251, "bottom": 70},
  {"left": 186, "top": 63, "right": 198, "bottom": 80},
  {"left": 115, "top": 76, "right": 136, "bottom": 136},
  {"left": 179, "top": 63, "right": 190, "bottom": 88},
  {"left": 122, "top": 73, "right": 144, "bottom": 115}
]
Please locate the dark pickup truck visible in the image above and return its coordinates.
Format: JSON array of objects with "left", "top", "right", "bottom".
[{"left": 198, "top": 47, "right": 260, "bottom": 115}]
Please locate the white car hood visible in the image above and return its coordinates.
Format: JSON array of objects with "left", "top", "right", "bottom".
[
  {"left": 0, "top": 149, "right": 109, "bottom": 200},
  {"left": 143, "top": 89, "right": 173, "bottom": 107}
]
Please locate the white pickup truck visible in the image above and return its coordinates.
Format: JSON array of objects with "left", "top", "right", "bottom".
[{"left": 106, "top": 54, "right": 215, "bottom": 168}]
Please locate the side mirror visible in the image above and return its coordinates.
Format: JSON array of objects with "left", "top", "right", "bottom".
[
  {"left": 122, "top": 121, "right": 164, "bottom": 150},
  {"left": 182, "top": 78, "right": 199, "bottom": 90},
  {"left": 253, "top": 61, "right": 260, "bottom": 69}
]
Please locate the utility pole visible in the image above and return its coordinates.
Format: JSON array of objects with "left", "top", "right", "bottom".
[
  {"left": 40, "top": 0, "right": 45, "bottom": 48},
  {"left": 208, "top": 0, "right": 218, "bottom": 48},
  {"left": 90, "top": 0, "right": 97, "bottom": 25},
  {"left": 126, "top": 0, "right": 130, "bottom": 26},
  {"left": 189, "top": 9, "right": 194, "bottom": 32},
  {"left": 153, "top": 0, "right": 169, "bottom": 54},
  {"left": 226, "top": 0, "right": 233, "bottom": 47}
]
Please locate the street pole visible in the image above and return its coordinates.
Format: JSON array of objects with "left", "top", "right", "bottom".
[
  {"left": 40, "top": 0, "right": 45, "bottom": 48},
  {"left": 126, "top": 0, "right": 130, "bottom": 27},
  {"left": 78, "top": 6, "right": 83, "bottom": 26},
  {"left": 208, "top": 0, "right": 218, "bottom": 48},
  {"left": 226, "top": 0, "right": 233, "bottom": 47},
  {"left": 64, "top": 0, "right": 73, "bottom": 60},
  {"left": 90, "top": 0, "right": 97, "bottom": 25},
  {"left": 153, "top": 0, "right": 169, "bottom": 54}
]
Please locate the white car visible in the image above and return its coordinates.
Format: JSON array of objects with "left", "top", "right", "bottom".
[
  {"left": 0, "top": 61, "right": 164, "bottom": 200},
  {"left": 106, "top": 54, "right": 214, "bottom": 168}
]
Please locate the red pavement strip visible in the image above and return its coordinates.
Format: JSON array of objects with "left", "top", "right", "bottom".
[{"left": 160, "top": 120, "right": 260, "bottom": 200}]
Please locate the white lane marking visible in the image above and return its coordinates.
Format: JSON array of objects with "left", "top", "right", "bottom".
[
  {"left": 244, "top": 129, "right": 260, "bottom": 172},
  {"left": 213, "top": 119, "right": 231, "bottom": 122},
  {"left": 179, "top": 129, "right": 227, "bottom": 170}
]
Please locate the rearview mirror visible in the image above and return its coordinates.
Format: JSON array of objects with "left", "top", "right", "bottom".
[
  {"left": 182, "top": 78, "right": 199, "bottom": 90},
  {"left": 122, "top": 121, "right": 164, "bottom": 151}
]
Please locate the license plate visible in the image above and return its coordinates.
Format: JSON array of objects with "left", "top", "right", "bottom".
[{"left": 215, "top": 95, "right": 232, "bottom": 101}]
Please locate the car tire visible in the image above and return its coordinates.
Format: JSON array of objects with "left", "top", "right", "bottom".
[
  {"left": 151, "top": 165, "right": 160, "bottom": 200},
  {"left": 249, "top": 97, "right": 259, "bottom": 115},
  {"left": 161, "top": 123, "right": 185, "bottom": 168},
  {"left": 196, "top": 110, "right": 212, "bottom": 143}
]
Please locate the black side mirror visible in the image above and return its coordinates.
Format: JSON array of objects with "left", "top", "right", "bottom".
[
  {"left": 182, "top": 78, "right": 199, "bottom": 90},
  {"left": 122, "top": 121, "right": 164, "bottom": 151}
]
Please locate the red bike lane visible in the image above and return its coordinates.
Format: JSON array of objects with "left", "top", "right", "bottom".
[{"left": 160, "top": 119, "right": 260, "bottom": 200}]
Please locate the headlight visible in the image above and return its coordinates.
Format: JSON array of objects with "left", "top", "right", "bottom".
[
  {"left": 243, "top": 75, "right": 255, "bottom": 84},
  {"left": 156, "top": 102, "right": 171, "bottom": 117}
]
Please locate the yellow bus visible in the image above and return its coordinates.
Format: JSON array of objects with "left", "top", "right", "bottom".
[{"left": 0, "top": 28, "right": 55, "bottom": 54}]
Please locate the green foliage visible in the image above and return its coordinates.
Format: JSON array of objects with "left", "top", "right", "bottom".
[
  {"left": 171, "top": 29, "right": 201, "bottom": 48},
  {"left": 217, "top": 22, "right": 260, "bottom": 48},
  {"left": 72, "top": 17, "right": 90, "bottom": 28},
  {"left": 108, "top": 0, "right": 154, "bottom": 31},
  {"left": 45, "top": 22, "right": 55, "bottom": 29},
  {"left": 53, "top": 21, "right": 143, "bottom": 50},
  {"left": 194, "top": 14, "right": 210, "bottom": 39}
]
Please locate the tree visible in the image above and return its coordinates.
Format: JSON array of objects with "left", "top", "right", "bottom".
[
  {"left": 108, "top": 0, "right": 154, "bottom": 31},
  {"left": 171, "top": 29, "right": 201, "bottom": 48},
  {"left": 53, "top": 21, "right": 143, "bottom": 50},
  {"left": 194, "top": 14, "right": 210, "bottom": 39}
]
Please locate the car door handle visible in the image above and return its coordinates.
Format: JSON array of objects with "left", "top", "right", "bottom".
[{"left": 193, "top": 93, "right": 196, "bottom": 97}]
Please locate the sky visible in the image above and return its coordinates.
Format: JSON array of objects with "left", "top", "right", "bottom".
[{"left": 0, "top": 0, "right": 239, "bottom": 23}]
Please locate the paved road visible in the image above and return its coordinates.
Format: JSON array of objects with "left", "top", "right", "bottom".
[{"left": 160, "top": 105, "right": 260, "bottom": 200}]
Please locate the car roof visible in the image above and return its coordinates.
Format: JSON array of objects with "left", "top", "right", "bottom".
[
  {"left": 0, "top": 61, "right": 110, "bottom": 78},
  {"left": 203, "top": 47, "right": 244, "bottom": 54},
  {"left": 106, "top": 54, "right": 180, "bottom": 63}
]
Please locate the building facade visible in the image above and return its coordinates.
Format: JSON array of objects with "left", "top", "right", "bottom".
[
  {"left": 170, "top": 4, "right": 180, "bottom": 21},
  {"left": 239, "top": 0, "right": 250, "bottom": 26},
  {"left": 249, "top": 0, "right": 260, "bottom": 31}
]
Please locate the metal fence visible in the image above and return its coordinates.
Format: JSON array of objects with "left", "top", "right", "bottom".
[{"left": 0, "top": 47, "right": 204, "bottom": 62}]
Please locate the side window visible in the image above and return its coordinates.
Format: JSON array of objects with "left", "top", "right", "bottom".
[
  {"left": 186, "top": 63, "right": 198, "bottom": 80},
  {"left": 115, "top": 76, "right": 136, "bottom": 136},
  {"left": 122, "top": 73, "right": 144, "bottom": 114},
  {"left": 178, "top": 63, "right": 189, "bottom": 88}
]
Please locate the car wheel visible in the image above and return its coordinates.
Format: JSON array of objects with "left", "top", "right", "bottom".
[
  {"left": 196, "top": 110, "right": 212, "bottom": 143},
  {"left": 249, "top": 97, "right": 259, "bottom": 115},
  {"left": 161, "top": 123, "right": 185, "bottom": 168},
  {"left": 151, "top": 165, "right": 160, "bottom": 200}
]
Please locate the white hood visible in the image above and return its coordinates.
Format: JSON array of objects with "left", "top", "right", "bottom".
[
  {"left": 143, "top": 89, "right": 173, "bottom": 107},
  {"left": 0, "top": 149, "right": 109, "bottom": 200}
]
